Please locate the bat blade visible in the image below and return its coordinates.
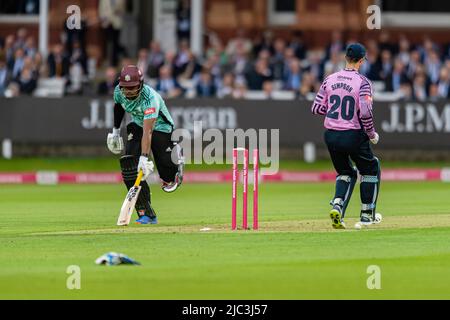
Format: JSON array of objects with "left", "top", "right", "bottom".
[{"left": 116, "top": 185, "right": 142, "bottom": 226}]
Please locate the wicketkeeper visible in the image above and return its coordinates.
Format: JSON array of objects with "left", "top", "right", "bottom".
[
  {"left": 107, "top": 65, "right": 184, "bottom": 225},
  {"left": 312, "top": 43, "right": 381, "bottom": 229}
]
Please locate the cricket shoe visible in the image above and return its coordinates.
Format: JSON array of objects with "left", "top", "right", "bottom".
[
  {"left": 161, "top": 172, "right": 183, "bottom": 193},
  {"left": 359, "top": 211, "right": 375, "bottom": 226},
  {"left": 135, "top": 216, "right": 158, "bottom": 225},
  {"left": 330, "top": 205, "right": 346, "bottom": 229}
]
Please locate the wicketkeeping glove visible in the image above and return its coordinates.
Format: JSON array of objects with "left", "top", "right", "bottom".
[
  {"left": 138, "top": 155, "right": 155, "bottom": 180},
  {"left": 107, "top": 128, "right": 124, "bottom": 155}
]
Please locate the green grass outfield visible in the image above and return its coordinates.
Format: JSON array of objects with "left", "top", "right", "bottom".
[{"left": 1, "top": 181, "right": 450, "bottom": 299}]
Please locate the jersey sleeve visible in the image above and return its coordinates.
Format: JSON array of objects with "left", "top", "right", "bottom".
[
  {"left": 359, "top": 78, "right": 376, "bottom": 139},
  {"left": 113, "top": 86, "right": 122, "bottom": 104},
  {"left": 311, "top": 77, "right": 329, "bottom": 116}
]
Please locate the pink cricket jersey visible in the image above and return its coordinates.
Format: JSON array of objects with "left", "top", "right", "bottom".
[{"left": 311, "top": 69, "right": 376, "bottom": 139}]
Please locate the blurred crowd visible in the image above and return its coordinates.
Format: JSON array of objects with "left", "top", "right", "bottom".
[
  {"left": 0, "top": 26, "right": 88, "bottom": 97},
  {"left": 1, "top": 25, "right": 450, "bottom": 101}
]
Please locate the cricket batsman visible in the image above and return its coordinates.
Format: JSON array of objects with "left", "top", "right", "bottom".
[
  {"left": 312, "top": 43, "right": 381, "bottom": 229},
  {"left": 106, "top": 65, "right": 184, "bottom": 225}
]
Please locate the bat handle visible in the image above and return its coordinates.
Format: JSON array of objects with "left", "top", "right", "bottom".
[{"left": 135, "top": 170, "right": 144, "bottom": 187}]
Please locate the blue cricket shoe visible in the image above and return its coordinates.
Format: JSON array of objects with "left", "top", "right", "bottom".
[{"left": 136, "top": 216, "right": 158, "bottom": 225}]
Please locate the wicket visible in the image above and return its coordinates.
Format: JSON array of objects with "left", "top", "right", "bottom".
[{"left": 232, "top": 148, "right": 259, "bottom": 230}]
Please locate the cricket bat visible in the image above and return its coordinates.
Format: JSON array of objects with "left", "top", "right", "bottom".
[{"left": 117, "top": 170, "right": 144, "bottom": 226}]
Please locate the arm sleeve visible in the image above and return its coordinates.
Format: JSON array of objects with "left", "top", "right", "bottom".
[
  {"left": 114, "top": 103, "right": 125, "bottom": 129},
  {"left": 359, "top": 78, "right": 376, "bottom": 139},
  {"left": 311, "top": 78, "right": 328, "bottom": 116}
]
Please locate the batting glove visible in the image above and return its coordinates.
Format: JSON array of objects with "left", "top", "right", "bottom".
[
  {"left": 107, "top": 128, "right": 124, "bottom": 155},
  {"left": 138, "top": 156, "right": 154, "bottom": 180},
  {"left": 370, "top": 132, "right": 380, "bottom": 145}
]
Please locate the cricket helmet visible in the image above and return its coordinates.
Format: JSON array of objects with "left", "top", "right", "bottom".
[{"left": 119, "top": 65, "right": 144, "bottom": 99}]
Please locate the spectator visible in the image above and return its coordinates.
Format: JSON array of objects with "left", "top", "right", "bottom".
[
  {"left": 14, "top": 28, "right": 27, "bottom": 50},
  {"left": 282, "top": 47, "right": 297, "bottom": 79},
  {"left": 232, "top": 78, "right": 247, "bottom": 99},
  {"left": 379, "top": 49, "right": 393, "bottom": 81},
  {"left": 289, "top": 31, "right": 307, "bottom": 60},
  {"left": 173, "top": 40, "right": 191, "bottom": 77},
  {"left": 33, "top": 52, "right": 47, "bottom": 77},
  {"left": 156, "top": 65, "right": 184, "bottom": 98},
  {"left": 4, "top": 35, "right": 15, "bottom": 65},
  {"left": 297, "top": 72, "right": 315, "bottom": 99},
  {"left": 413, "top": 73, "right": 428, "bottom": 101},
  {"left": 147, "top": 41, "right": 165, "bottom": 78},
  {"left": 425, "top": 50, "right": 442, "bottom": 83},
  {"left": 163, "top": 50, "right": 176, "bottom": 70},
  {"left": 262, "top": 80, "right": 274, "bottom": 99},
  {"left": 24, "top": 36, "right": 37, "bottom": 58},
  {"left": 428, "top": 83, "right": 441, "bottom": 102},
  {"left": 205, "top": 37, "right": 228, "bottom": 67},
  {"left": 283, "top": 59, "right": 302, "bottom": 91},
  {"left": 10, "top": 48, "right": 26, "bottom": 79},
  {"left": 303, "top": 50, "right": 323, "bottom": 82},
  {"left": 246, "top": 58, "right": 273, "bottom": 90},
  {"left": 98, "top": 66, "right": 118, "bottom": 96},
  {"left": 252, "top": 30, "right": 274, "bottom": 57},
  {"left": 196, "top": 69, "right": 217, "bottom": 98},
  {"left": 271, "top": 38, "right": 287, "bottom": 80},
  {"left": 420, "top": 37, "right": 438, "bottom": 63},
  {"left": 69, "top": 40, "right": 87, "bottom": 75},
  {"left": 378, "top": 32, "right": 395, "bottom": 53},
  {"left": 324, "top": 30, "right": 345, "bottom": 62},
  {"left": 406, "top": 50, "right": 422, "bottom": 80},
  {"left": 397, "top": 35, "right": 411, "bottom": 66},
  {"left": 99, "top": 0, "right": 126, "bottom": 66},
  {"left": 324, "top": 51, "right": 345, "bottom": 77},
  {"left": 415, "top": 64, "right": 431, "bottom": 87},
  {"left": 47, "top": 44, "right": 70, "bottom": 78},
  {"left": 230, "top": 45, "right": 251, "bottom": 80},
  {"left": 445, "top": 58, "right": 450, "bottom": 71},
  {"left": 136, "top": 48, "right": 149, "bottom": 77},
  {"left": 399, "top": 82, "right": 413, "bottom": 101},
  {"left": 227, "top": 29, "right": 253, "bottom": 58},
  {"left": 176, "top": 0, "right": 191, "bottom": 42},
  {"left": 385, "top": 59, "right": 409, "bottom": 92},
  {"left": 217, "top": 72, "right": 235, "bottom": 98},
  {"left": 361, "top": 39, "right": 380, "bottom": 79},
  {"left": 0, "top": 54, "right": 11, "bottom": 96},
  {"left": 15, "top": 65, "right": 37, "bottom": 95},
  {"left": 437, "top": 67, "right": 450, "bottom": 99},
  {"left": 178, "top": 50, "right": 201, "bottom": 81}
]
